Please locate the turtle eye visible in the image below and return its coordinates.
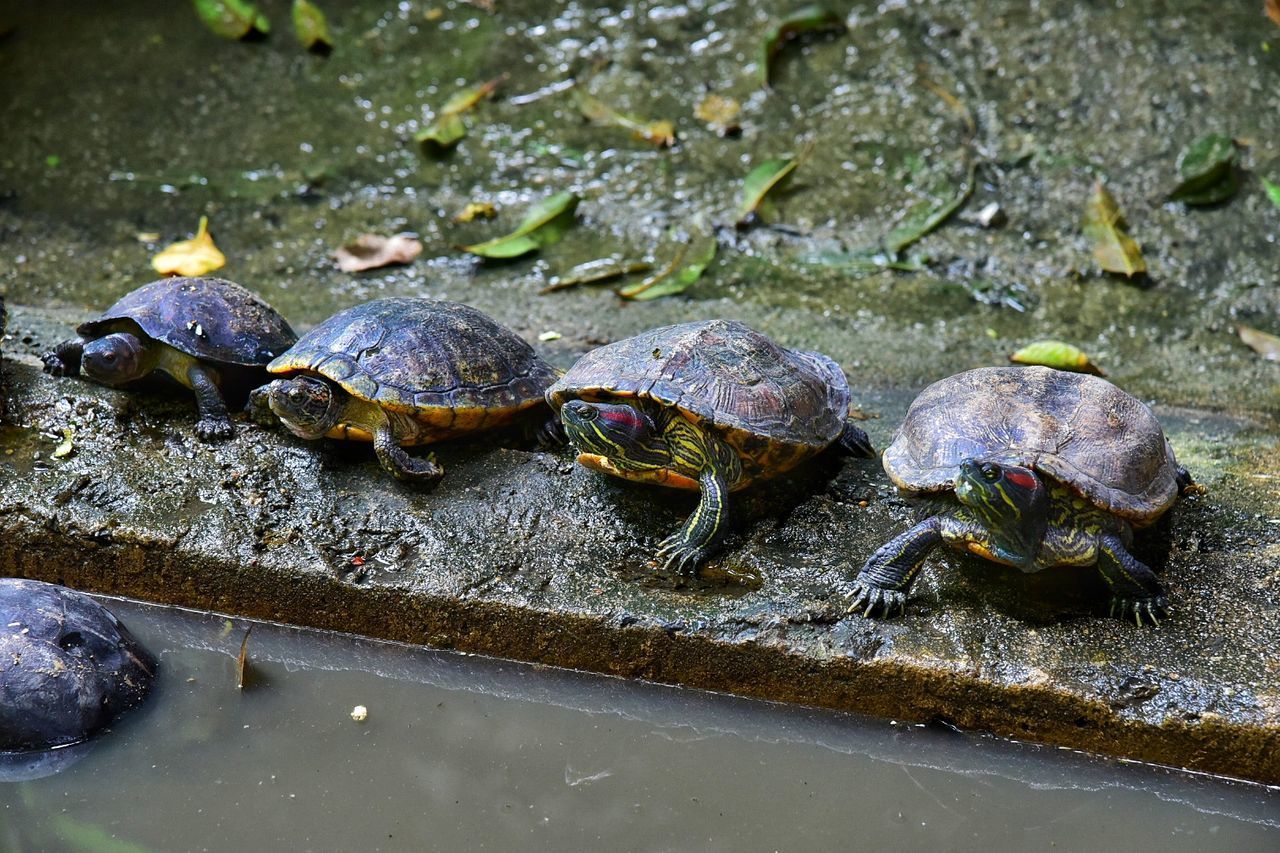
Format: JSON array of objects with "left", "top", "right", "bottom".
[
  {"left": 576, "top": 404, "right": 598, "bottom": 421},
  {"left": 981, "top": 463, "right": 999, "bottom": 482},
  {"left": 103, "top": 352, "right": 116, "bottom": 363}
]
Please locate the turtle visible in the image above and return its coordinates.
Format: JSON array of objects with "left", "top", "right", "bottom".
[
  {"left": 41, "top": 277, "right": 297, "bottom": 441},
  {"left": 0, "top": 578, "right": 157, "bottom": 752},
  {"left": 846, "top": 366, "right": 1193, "bottom": 626},
  {"left": 252, "top": 297, "right": 561, "bottom": 483},
  {"left": 546, "top": 319, "right": 875, "bottom": 573}
]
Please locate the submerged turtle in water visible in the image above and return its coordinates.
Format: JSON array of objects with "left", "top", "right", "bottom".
[
  {"left": 253, "top": 297, "right": 560, "bottom": 483},
  {"left": 547, "top": 320, "right": 874, "bottom": 573},
  {"left": 0, "top": 579, "right": 157, "bottom": 752},
  {"left": 41, "top": 277, "right": 296, "bottom": 440},
  {"left": 847, "top": 366, "right": 1192, "bottom": 626}
]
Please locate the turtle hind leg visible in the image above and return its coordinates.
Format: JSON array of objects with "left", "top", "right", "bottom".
[
  {"left": 1097, "top": 533, "right": 1168, "bottom": 627},
  {"left": 42, "top": 339, "right": 85, "bottom": 377},
  {"left": 657, "top": 468, "right": 729, "bottom": 574},
  {"left": 373, "top": 424, "right": 443, "bottom": 485},
  {"left": 837, "top": 420, "right": 875, "bottom": 457}
]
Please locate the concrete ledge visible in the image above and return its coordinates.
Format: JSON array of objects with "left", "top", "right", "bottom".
[{"left": 3, "top": 306, "right": 1278, "bottom": 784}]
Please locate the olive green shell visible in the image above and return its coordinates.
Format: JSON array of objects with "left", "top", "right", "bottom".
[
  {"left": 546, "top": 319, "right": 851, "bottom": 475},
  {"left": 79, "top": 277, "right": 296, "bottom": 367},
  {"left": 268, "top": 298, "right": 557, "bottom": 415},
  {"left": 884, "top": 366, "right": 1180, "bottom": 525}
]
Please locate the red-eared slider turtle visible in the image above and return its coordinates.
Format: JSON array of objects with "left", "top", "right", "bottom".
[
  {"left": 847, "top": 366, "right": 1192, "bottom": 625},
  {"left": 41, "top": 277, "right": 297, "bottom": 441},
  {"left": 546, "top": 320, "right": 874, "bottom": 572},
  {"left": 253, "top": 297, "right": 560, "bottom": 483},
  {"left": 1, "top": 579, "right": 157, "bottom": 752}
]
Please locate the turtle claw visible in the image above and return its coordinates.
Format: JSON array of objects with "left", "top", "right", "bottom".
[
  {"left": 1109, "top": 594, "right": 1169, "bottom": 627},
  {"left": 41, "top": 352, "right": 70, "bottom": 376},
  {"left": 656, "top": 534, "right": 711, "bottom": 575},
  {"left": 195, "top": 416, "right": 235, "bottom": 442},
  {"left": 844, "top": 579, "right": 908, "bottom": 619}
]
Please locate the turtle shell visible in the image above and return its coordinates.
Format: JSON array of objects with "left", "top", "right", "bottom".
[
  {"left": 79, "top": 277, "right": 297, "bottom": 367},
  {"left": 883, "top": 366, "right": 1180, "bottom": 525},
  {"left": 546, "top": 319, "right": 851, "bottom": 476},
  {"left": 268, "top": 298, "right": 558, "bottom": 420}
]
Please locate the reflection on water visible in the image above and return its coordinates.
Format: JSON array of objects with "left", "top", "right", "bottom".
[{"left": 0, "top": 599, "right": 1275, "bottom": 852}]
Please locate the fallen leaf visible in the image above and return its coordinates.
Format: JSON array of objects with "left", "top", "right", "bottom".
[
  {"left": 194, "top": 0, "right": 270, "bottom": 40},
  {"left": 538, "top": 330, "right": 562, "bottom": 341},
  {"left": 759, "top": 5, "right": 846, "bottom": 86},
  {"left": 1262, "top": 177, "right": 1280, "bottom": 210},
  {"left": 438, "top": 75, "right": 505, "bottom": 114},
  {"left": 1009, "top": 341, "right": 1106, "bottom": 376},
  {"left": 618, "top": 234, "right": 717, "bottom": 301},
  {"left": 415, "top": 76, "right": 505, "bottom": 152},
  {"left": 454, "top": 201, "right": 497, "bottom": 222},
  {"left": 694, "top": 93, "right": 741, "bottom": 136},
  {"left": 135, "top": 231, "right": 161, "bottom": 243},
  {"left": 1268, "top": 0, "right": 1280, "bottom": 26},
  {"left": 332, "top": 234, "right": 423, "bottom": 272},
  {"left": 540, "top": 257, "right": 653, "bottom": 293},
  {"left": 152, "top": 216, "right": 227, "bottom": 277},
  {"left": 52, "top": 428, "right": 75, "bottom": 459},
  {"left": 350, "top": 704, "right": 368, "bottom": 722},
  {"left": 1169, "top": 133, "right": 1238, "bottom": 205},
  {"left": 1082, "top": 181, "right": 1146, "bottom": 278},
  {"left": 291, "top": 0, "right": 333, "bottom": 53},
  {"left": 236, "top": 625, "right": 253, "bottom": 690},
  {"left": 572, "top": 89, "right": 676, "bottom": 148},
  {"left": 883, "top": 161, "right": 975, "bottom": 255},
  {"left": 736, "top": 154, "right": 801, "bottom": 228},
  {"left": 461, "top": 191, "right": 580, "bottom": 259},
  {"left": 1238, "top": 325, "right": 1280, "bottom": 361}
]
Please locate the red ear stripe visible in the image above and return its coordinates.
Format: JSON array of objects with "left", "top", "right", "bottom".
[
  {"left": 600, "top": 408, "right": 644, "bottom": 431},
  {"left": 1004, "top": 470, "right": 1039, "bottom": 490}
]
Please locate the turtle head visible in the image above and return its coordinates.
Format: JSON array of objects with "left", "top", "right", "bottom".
[
  {"left": 267, "top": 376, "right": 342, "bottom": 439},
  {"left": 559, "top": 400, "right": 672, "bottom": 471},
  {"left": 82, "top": 332, "right": 150, "bottom": 385},
  {"left": 954, "top": 459, "right": 1049, "bottom": 566}
]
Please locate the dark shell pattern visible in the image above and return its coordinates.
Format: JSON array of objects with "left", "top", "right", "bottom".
[
  {"left": 80, "top": 277, "right": 297, "bottom": 367},
  {"left": 547, "top": 319, "right": 851, "bottom": 472},
  {"left": 269, "top": 298, "right": 559, "bottom": 414},
  {"left": 883, "top": 366, "right": 1180, "bottom": 525}
]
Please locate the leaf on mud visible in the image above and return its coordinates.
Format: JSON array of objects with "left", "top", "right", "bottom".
[
  {"left": 618, "top": 234, "right": 717, "bottom": 301},
  {"left": 152, "top": 216, "right": 227, "bottom": 276},
  {"left": 453, "top": 201, "right": 497, "bottom": 222},
  {"left": 461, "top": 191, "right": 580, "bottom": 259},
  {"left": 572, "top": 89, "right": 676, "bottom": 148},
  {"left": 1169, "top": 133, "right": 1238, "bottom": 205},
  {"left": 736, "top": 155, "right": 801, "bottom": 227},
  {"left": 1268, "top": 0, "right": 1280, "bottom": 27},
  {"left": 1237, "top": 325, "right": 1280, "bottom": 361},
  {"left": 291, "top": 0, "right": 333, "bottom": 53},
  {"left": 415, "top": 76, "right": 505, "bottom": 151},
  {"left": 694, "top": 93, "right": 741, "bottom": 136},
  {"left": 332, "top": 234, "right": 423, "bottom": 272},
  {"left": 52, "top": 428, "right": 75, "bottom": 459},
  {"left": 1082, "top": 181, "right": 1146, "bottom": 278},
  {"left": 236, "top": 625, "right": 253, "bottom": 690},
  {"left": 1262, "top": 176, "right": 1280, "bottom": 209},
  {"left": 194, "top": 0, "right": 271, "bottom": 40},
  {"left": 540, "top": 257, "right": 653, "bottom": 293},
  {"left": 1009, "top": 341, "right": 1106, "bottom": 376},
  {"left": 759, "top": 5, "right": 846, "bottom": 86},
  {"left": 882, "top": 162, "right": 975, "bottom": 255}
]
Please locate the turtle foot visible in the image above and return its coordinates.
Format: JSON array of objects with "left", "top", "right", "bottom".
[
  {"left": 656, "top": 534, "right": 713, "bottom": 575},
  {"left": 843, "top": 579, "right": 908, "bottom": 619},
  {"left": 1109, "top": 595, "right": 1169, "bottom": 627},
  {"left": 195, "top": 417, "right": 235, "bottom": 442},
  {"left": 389, "top": 452, "right": 444, "bottom": 486},
  {"left": 244, "top": 385, "right": 279, "bottom": 427},
  {"left": 40, "top": 351, "right": 73, "bottom": 377}
]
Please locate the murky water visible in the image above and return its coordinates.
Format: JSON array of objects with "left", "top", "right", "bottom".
[{"left": 1, "top": 599, "right": 1275, "bottom": 852}]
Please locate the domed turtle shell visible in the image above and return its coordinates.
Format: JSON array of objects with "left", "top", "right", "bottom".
[
  {"left": 883, "top": 366, "right": 1180, "bottom": 525},
  {"left": 547, "top": 319, "right": 851, "bottom": 475},
  {"left": 78, "top": 277, "right": 296, "bottom": 367},
  {"left": 268, "top": 298, "right": 558, "bottom": 420}
]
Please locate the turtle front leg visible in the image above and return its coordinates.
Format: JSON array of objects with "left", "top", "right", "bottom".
[
  {"left": 41, "top": 338, "right": 85, "bottom": 377},
  {"left": 845, "top": 516, "right": 945, "bottom": 617},
  {"left": 187, "top": 364, "right": 235, "bottom": 442},
  {"left": 373, "top": 422, "right": 443, "bottom": 484},
  {"left": 1097, "top": 533, "right": 1168, "bottom": 627},
  {"left": 836, "top": 419, "right": 875, "bottom": 458},
  {"left": 657, "top": 468, "right": 730, "bottom": 573},
  {"left": 534, "top": 411, "right": 567, "bottom": 449}
]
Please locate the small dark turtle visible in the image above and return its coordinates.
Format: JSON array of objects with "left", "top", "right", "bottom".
[
  {"left": 41, "top": 277, "right": 297, "bottom": 441},
  {"left": 253, "top": 298, "right": 560, "bottom": 483},
  {"left": 547, "top": 320, "right": 874, "bottom": 572},
  {"left": 0, "top": 579, "right": 157, "bottom": 752},
  {"left": 847, "top": 366, "right": 1193, "bottom": 626}
]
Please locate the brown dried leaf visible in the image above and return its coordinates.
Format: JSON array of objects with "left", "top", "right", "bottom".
[
  {"left": 1268, "top": 0, "right": 1280, "bottom": 27},
  {"left": 236, "top": 625, "right": 253, "bottom": 690},
  {"left": 333, "top": 234, "right": 423, "bottom": 272}
]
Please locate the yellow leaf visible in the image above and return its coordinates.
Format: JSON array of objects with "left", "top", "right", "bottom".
[
  {"left": 453, "top": 201, "right": 497, "bottom": 222},
  {"left": 694, "top": 94, "right": 741, "bottom": 135},
  {"left": 1009, "top": 340, "right": 1106, "bottom": 376},
  {"left": 1082, "top": 182, "right": 1146, "bottom": 278},
  {"left": 152, "top": 216, "right": 226, "bottom": 277}
]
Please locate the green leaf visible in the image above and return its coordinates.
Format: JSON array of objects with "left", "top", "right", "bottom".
[
  {"left": 1009, "top": 340, "right": 1106, "bottom": 375},
  {"left": 882, "top": 162, "right": 975, "bottom": 255},
  {"left": 291, "top": 0, "right": 333, "bottom": 52},
  {"left": 1261, "top": 176, "right": 1280, "bottom": 209},
  {"left": 461, "top": 191, "right": 580, "bottom": 259},
  {"left": 438, "top": 76, "right": 504, "bottom": 115},
  {"left": 736, "top": 156, "right": 801, "bottom": 227},
  {"left": 49, "top": 814, "right": 157, "bottom": 853},
  {"left": 541, "top": 258, "right": 652, "bottom": 293},
  {"left": 194, "top": 0, "right": 270, "bottom": 40},
  {"left": 618, "top": 234, "right": 717, "bottom": 300},
  {"left": 414, "top": 112, "right": 467, "bottom": 150},
  {"left": 1169, "top": 133, "right": 1238, "bottom": 205},
  {"left": 571, "top": 89, "right": 676, "bottom": 148},
  {"left": 1083, "top": 181, "right": 1146, "bottom": 278},
  {"left": 759, "top": 5, "right": 846, "bottom": 86}
]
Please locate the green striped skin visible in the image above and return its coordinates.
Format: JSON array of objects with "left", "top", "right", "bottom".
[
  {"left": 560, "top": 399, "right": 742, "bottom": 572},
  {"left": 847, "top": 458, "right": 1170, "bottom": 626}
]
